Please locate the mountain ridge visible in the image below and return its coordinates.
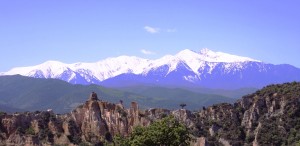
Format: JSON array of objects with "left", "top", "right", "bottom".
[
  {"left": 1, "top": 49, "right": 260, "bottom": 78},
  {"left": 0, "top": 75, "right": 235, "bottom": 113},
  {"left": 1, "top": 49, "right": 300, "bottom": 89}
]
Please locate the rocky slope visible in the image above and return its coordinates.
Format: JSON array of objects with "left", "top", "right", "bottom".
[
  {"left": 192, "top": 82, "right": 300, "bottom": 146},
  {"left": 0, "top": 82, "right": 299, "bottom": 145},
  {"left": 0, "top": 92, "right": 161, "bottom": 145}
]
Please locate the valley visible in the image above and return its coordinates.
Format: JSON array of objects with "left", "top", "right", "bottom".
[{"left": 0, "top": 75, "right": 239, "bottom": 114}]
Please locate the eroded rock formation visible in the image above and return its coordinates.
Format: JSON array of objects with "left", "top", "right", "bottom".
[{"left": 0, "top": 92, "right": 169, "bottom": 145}]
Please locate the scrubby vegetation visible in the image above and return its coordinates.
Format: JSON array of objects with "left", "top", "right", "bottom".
[
  {"left": 114, "top": 116, "right": 191, "bottom": 146},
  {"left": 254, "top": 82, "right": 300, "bottom": 145},
  {"left": 191, "top": 82, "right": 300, "bottom": 145}
]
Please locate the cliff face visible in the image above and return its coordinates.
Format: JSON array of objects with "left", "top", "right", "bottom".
[
  {"left": 0, "top": 82, "right": 299, "bottom": 146},
  {"left": 0, "top": 93, "right": 165, "bottom": 145},
  {"left": 0, "top": 111, "right": 65, "bottom": 145},
  {"left": 192, "top": 82, "right": 300, "bottom": 146}
]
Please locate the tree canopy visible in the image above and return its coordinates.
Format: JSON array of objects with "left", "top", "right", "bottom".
[{"left": 114, "top": 116, "right": 191, "bottom": 146}]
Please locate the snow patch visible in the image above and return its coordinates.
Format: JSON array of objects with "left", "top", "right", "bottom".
[{"left": 183, "top": 75, "right": 199, "bottom": 82}]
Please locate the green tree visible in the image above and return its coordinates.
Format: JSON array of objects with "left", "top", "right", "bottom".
[{"left": 115, "top": 116, "right": 191, "bottom": 146}]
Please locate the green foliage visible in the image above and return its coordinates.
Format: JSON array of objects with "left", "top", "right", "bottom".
[
  {"left": 119, "top": 85, "right": 257, "bottom": 99},
  {"left": 114, "top": 135, "right": 130, "bottom": 146},
  {"left": 118, "top": 85, "right": 236, "bottom": 110},
  {"left": 296, "top": 140, "right": 300, "bottom": 146},
  {"left": 114, "top": 116, "right": 191, "bottom": 146},
  {"left": 252, "top": 82, "right": 300, "bottom": 145},
  {"left": 0, "top": 111, "right": 6, "bottom": 116},
  {"left": 25, "top": 126, "right": 35, "bottom": 135},
  {"left": 287, "top": 127, "right": 300, "bottom": 145},
  {"left": 257, "top": 82, "right": 300, "bottom": 99}
]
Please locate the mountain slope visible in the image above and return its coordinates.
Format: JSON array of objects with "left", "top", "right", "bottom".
[
  {"left": 190, "top": 82, "right": 300, "bottom": 145},
  {"left": 116, "top": 86, "right": 235, "bottom": 110},
  {"left": 0, "top": 82, "right": 299, "bottom": 145},
  {"left": 0, "top": 75, "right": 234, "bottom": 113},
  {"left": 2, "top": 49, "right": 300, "bottom": 89},
  {"left": 118, "top": 85, "right": 257, "bottom": 99}
]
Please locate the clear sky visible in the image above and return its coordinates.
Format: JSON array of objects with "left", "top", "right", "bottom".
[{"left": 0, "top": 0, "right": 299, "bottom": 72}]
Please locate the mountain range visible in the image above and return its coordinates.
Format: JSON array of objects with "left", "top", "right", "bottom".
[
  {"left": 1, "top": 48, "right": 300, "bottom": 89},
  {"left": 0, "top": 75, "right": 236, "bottom": 113}
]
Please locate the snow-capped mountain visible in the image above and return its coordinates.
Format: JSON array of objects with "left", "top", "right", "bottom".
[{"left": 2, "top": 49, "right": 300, "bottom": 89}]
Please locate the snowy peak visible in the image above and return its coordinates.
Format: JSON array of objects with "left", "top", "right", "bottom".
[
  {"left": 176, "top": 49, "right": 200, "bottom": 59},
  {"left": 199, "top": 48, "right": 213, "bottom": 54},
  {"left": 1, "top": 48, "right": 299, "bottom": 89},
  {"left": 175, "top": 48, "right": 260, "bottom": 63},
  {"left": 0, "top": 48, "right": 265, "bottom": 84},
  {"left": 198, "top": 48, "right": 260, "bottom": 63},
  {"left": 173, "top": 48, "right": 261, "bottom": 74},
  {"left": 4, "top": 60, "right": 70, "bottom": 78}
]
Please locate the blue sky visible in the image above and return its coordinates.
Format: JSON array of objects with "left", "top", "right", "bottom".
[{"left": 0, "top": 0, "right": 299, "bottom": 72}]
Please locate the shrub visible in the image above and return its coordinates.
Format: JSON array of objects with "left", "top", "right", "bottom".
[
  {"left": 25, "top": 126, "right": 35, "bottom": 135},
  {"left": 114, "top": 116, "right": 191, "bottom": 146}
]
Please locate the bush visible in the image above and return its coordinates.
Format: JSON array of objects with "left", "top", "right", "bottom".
[{"left": 114, "top": 116, "right": 191, "bottom": 146}]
